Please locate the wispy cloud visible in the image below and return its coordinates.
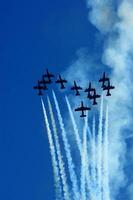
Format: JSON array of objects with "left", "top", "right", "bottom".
[{"left": 86, "top": 0, "right": 117, "bottom": 33}]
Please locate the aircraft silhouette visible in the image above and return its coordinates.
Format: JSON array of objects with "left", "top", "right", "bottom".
[
  {"left": 99, "top": 72, "right": 109, "bottom": 88},
  {"left": 75, "top": 101, "right": 91, "bottom": 117},
  {"left": 90, "top": 91, "right": 101, "bottom": 105},
  {"left": 56, "top": 74, "right": 67, "bottom": 89},
  {"left": 103, "top": 79, "right": 115, "bottom": 96},
  {"left": 39, "top": 75, "right": 49, "bottom": 89},
  {"left": 85, "top": 82, "right": 100, "bottom": 105},
  {"left": 44, "top": 69, "right": 54, "bottom": 83},
  {"left": 71, "top": 81, "right": 82, "bottom": 95},
  {"left": 85, "top": 82, "right": 95, "bottom": 96},
  {"left": 33, "top": 80, "right": 47, "bottom": 96}
]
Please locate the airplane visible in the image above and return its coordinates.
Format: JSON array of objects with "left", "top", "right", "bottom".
[
  {"left": 55, "top": 74, "right": 67, "bottom": 89},
  {"left": 33, "top": 80, "right": 46, "bottom": 96},
  {"left": 75, "top": 101, "right": 91, "bottom": 117},
  {"left": 85, "top": 82, "right": 95, "bottom": 97},
  {"left": 85, "top": 82, "right": 100, "bottom": 105},
  {"left": 39, "top": 75, "right": 49, "bottom": 89},
  {"left": 99, "top": 72, "right": 109, "bottom": 88},
  {"left": 71, "top": 81, "right": 82, "bottom": 95},
  {"left": 43, "top": 69, "right": 54, "bottom": 83},
  {"left": 103, "top": 79, "right": 115, "bottom": 96},
  {"left": 90, "top": 91, "right": 101, "bottom": 105}
]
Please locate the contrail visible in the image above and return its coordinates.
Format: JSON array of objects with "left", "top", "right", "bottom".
[
  {"left": 85, "top": 124, "right": 93, "bottom": 195},
  {"left": 80, "top": 114, "right": 88, "bottom": 200},
  {"left": 52, "top": 91, "right": 80, "bottom": 200},
  {"left": 65, "top": 95, "right": 82, "bottom": 153},
  {"left": 86, "top": 121, "right": 96, "bottom": 200},
  {"left": 47, "top": 96, "right": 70, "bottom": 200},
  {"left": 65, "top": 95, "right": 92, "bottom": 198},
  {"left": 41, "top": 98, "right": 62, "bottom": 200},
  {"left": 91, "top": 116, "right": 96, "bottom": 185},
  {"left": 103, "top": 105, "right": 110, "bottom": 200},
  {"left": 97, "top": 95, "right": 103, "bottom": 200}
]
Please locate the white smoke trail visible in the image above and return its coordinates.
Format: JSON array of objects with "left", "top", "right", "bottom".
[
  {"left": 91, "top": 116, "right": 96, "bottom": 185},
  {"left": 47, "top": 96, "right": 70, "bottom": 200},
  {"left": 41, "top": 98, "right": 62, "bottom": 200},
  {"left": 65, "top": 95, "right": 92, "bottom": 198},
  {"left": 89, "top": 115, "right": 98, "bottom": 200},
  {"left": 80, "top": 114, "right": 88, "bottom": 200},
  {"left": 65, "top": 95, "right": 82, "bottom": 153},
  {"left": 103, "top": 105, "right": 110, "bottom": 200},
  {"left": 86, "top": 125, "right": 93, "bottom": 195},
  {"left": 52, "top": 91, "right": 80, "bottom": 200},
  {"left": 97, "top": 95, "right": 103, "bottom": 200}
]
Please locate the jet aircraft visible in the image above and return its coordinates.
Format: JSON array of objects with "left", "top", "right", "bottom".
[
  {"left": 75, "top": 101, "right": 91, "bottom": 117},
  {"left": 85, "top": 82, "right": 100, "bottom": 105},
  {"left": 99, "top": 72, "right": 109, "bottom": 88},
  {"left": 56, "top": 74, "right": 67, "bottom": 89},
  {"left": 71, "top": 81, "right": 82, "bottom": 95},
  {"left": 90, "top": 92, "right": 101, "bottom": 105},
  {"left": 43, "top": 69, "right": 54, "bottom": 83},
  {"left": 103, "top": 79, "right": 115, "bottom": 96},
  {"left": 85, "top": 82, "right": 95, "bottom": 97},
  {"left": 40, "top": 75, "right": 49, "bottom": 89},
  {"left": 33, "top": 80, "right": 46, "bottom": 96}
]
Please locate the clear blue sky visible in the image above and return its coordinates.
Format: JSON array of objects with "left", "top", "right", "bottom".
[{"left": 0, "top": 0, "right": 98, "bottom": 199}]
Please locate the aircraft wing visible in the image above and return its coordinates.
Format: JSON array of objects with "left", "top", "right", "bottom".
[
  {"left": 75, "top": 107, "right": 82, "bottom": 111},
  {"left": 99, "top": 78, "right": 102, "bottom": 82},
  {"left": 50, "top": 73, "right": 54, "bottom": 77},
  {"left": 56, "top": 79, "right": 67, "bottom": 83},
  {"left": 84, "top": 107, "right": 91, "bottom": 110},
  {"left": 55, "top": 80, "right": 60, "bottom": 83},
  {"left": 111, "top": 86, "right": 115, "bottom": 89},
  {"left": 71, "top": 86, "right": 75, "bottom": 90},
  {"left": 85, "top": 88, "right": 89, "bottom": 92}
]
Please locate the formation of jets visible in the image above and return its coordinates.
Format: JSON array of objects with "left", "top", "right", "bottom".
[{"left": 34, "top": 69, "right": 115, "bottom": 117}]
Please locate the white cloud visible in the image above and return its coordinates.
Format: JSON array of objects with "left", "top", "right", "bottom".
[
  {"left": 64, "top": 0, "right": 133, "bottom": 199},
  {"left": 86, "top": 0, "right": 117, "bottom": 33}
]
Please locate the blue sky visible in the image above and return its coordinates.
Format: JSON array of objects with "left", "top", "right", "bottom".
[
  {"left": 1, "top": 0, "right": 133, "bottom": 200},
  {"left": 0, "top": 0, "right": 96, "bottom": 199}
]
